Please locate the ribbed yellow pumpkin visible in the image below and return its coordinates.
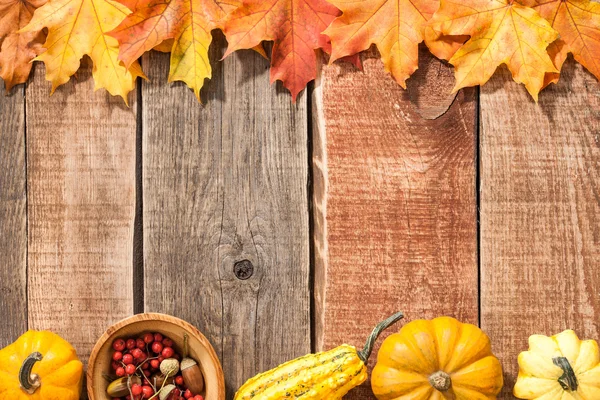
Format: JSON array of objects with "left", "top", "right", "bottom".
[
  {"left": 372, "top": 316, "right": 503, "bottom": 399},
  {"left": 0, "top": 330, "right": 83, "bottom": 400},
  {"left": 514, "top": 330, "right": 600, "bottom": 399}
]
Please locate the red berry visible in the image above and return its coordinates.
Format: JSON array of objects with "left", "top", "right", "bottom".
[
  {"left": 141, "top": 385, "right": 154, "bottom": 399},
  {"left": 123, "top": 353, "right": 134, "bottom": 364},
  {"left": 183, "top": 390, "right": 193, "bottom": 399},
  {"left": 151, "top": 341, "right": 163, "bottom": 354},
  {"left": 111, "top": 361, "right": 121, "bottom": 370},
  {"left": 125, "top": 364, "right": 136, "bottom": 375},
  {"left": 154, "top": 333, "right": 163, "bottom": 342},
  {"left": 112, "top": 339, "right": 126, "bottom": 351},
  {"left": 131, "top": 348, "right": 143, "bottom": 359},
  {"left": 193, "top": 396, "right": 203, "bottom": 400},
  {"left": 150, "top": 359, "right": 160, "bottom": 369},
  {"left": 131, "top": 383, "right": 143, "bottom": 396},
  {"left": 162, "top": 347, "right": 174, "bottom": 358},
  {"left": 126, "top": 339, "right": 136, "bottom": 350},
  {"left": 162, "top": 338, "right": 174, "bottom": 347},
  {"left": 142, "top": 361, "right": 150, "bottom": 370},
  {"left": 115, "top": 366, "right": 126, "bottom": 377},
  {"left": 136, "top": 338, "right": 146, "bottom": 349},
  {"left": 175, "top": 376, "right": 184, "bottom": 386},
  {"left": 137, "top": 352, "right": 148, "bottom": 362},
  {"left": 113, "top": 351, "right": 123, "bottom": 361},
  {"left": 173, "top": 353, "right": 181, "bottom": 361},
  {"left": 143, "top": 333, "right": 154, "bottom": 344},
  {"left": 157, "top": 356, "right": 165, "bottom": 363},
  {"left": 143, "top": 369, "right": 152, "bottom": 377}
]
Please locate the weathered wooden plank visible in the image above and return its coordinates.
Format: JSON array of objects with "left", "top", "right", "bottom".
[
  {"left": 142, "top": 36, "right": 311, "bottom": 399},
  {"left": 26, "top": 61, "right": 137, "bottom": 361},
  {"left": 313, "top": 48, "right": 478, "bottom": 398},
  {"left": 481, "top": 62, "right": 600, "bottom": 397},
  {"left": 0, "top": 83, "right": 27, "bottom": 347}
]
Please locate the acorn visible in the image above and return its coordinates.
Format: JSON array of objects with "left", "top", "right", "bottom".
[
  {"left": 181, "top": 357, "right": 204, "bottom": 394},
  {"left": 106, "top": 376, "right": 142, "bottom": 397},
  {"left": 159, "top": 384, "right": 177, "bottom": 400},
  {"left": 180, "top": 333, "right": 205, "bottom": 393},
  {"left": 160, "top": 358, "right": 180, "bottom": 377}
]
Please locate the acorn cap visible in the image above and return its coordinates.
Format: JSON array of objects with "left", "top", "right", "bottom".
[
  {"left": 180, "top": 357, "right": 198, "bottom": 371},
  {"left": 158, "top": 384, "right": 176, "bottom": 400}
]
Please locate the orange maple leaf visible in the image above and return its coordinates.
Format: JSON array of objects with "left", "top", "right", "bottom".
[
  {"left": 20, "top": 0, "right": 145, "bottom": 102},
  {"left": 109, "top": 0, "right": 237, "bottom": 100},
  {"left": 0, "top": 0, "right": 45, "bottom": 91},
  {"left": 324, "top": 0, "right": 460, "bottom": 88},
  {"left": 430, "top": 0, "right": 560, "bottom": 100},
  {"left": 222, "top": 0, "right": 340, "bottom": 101},
  {"left": 424, "top": 29, "right": 468, "bottom": 62},
  {"left": 523, "top": 0, "right": 600, "bottom": 87}
]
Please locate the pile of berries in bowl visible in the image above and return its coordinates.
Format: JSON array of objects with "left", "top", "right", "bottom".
[
  {"left": 87, "top": 313, "right": 225, "bottom": 400},
  {"left": 107, "top": 332, "right": 205, "bottom": 400}
]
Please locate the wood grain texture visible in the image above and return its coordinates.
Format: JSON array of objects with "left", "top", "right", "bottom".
[
  {"left": 313, "top": 47, "right": 478, "bottom": 398},
  {"left": 0, "top": 83, "right": 27, "bottom": 347},
  {"left": 480, "top": 61, "right": 600, "bottom": 397},
  {"left": 142, "top": 34, "right": 310, "bottom": 399},
  {"left": 26, "top": 61, "right": 136, "bottom": 362}
]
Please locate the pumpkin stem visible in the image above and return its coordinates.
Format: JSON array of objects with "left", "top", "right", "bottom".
[
  {"left": 429, "top": 371, "right": 452, "bottom": 392},
  {"left": 553, "top": 357, "right": 578, "bottom": 392},
  {"left": 357, "top": 311, "right": 404, "bottom": 363},
  {"left": 19, "top": 352, "right": 43, "bottom": 394}
]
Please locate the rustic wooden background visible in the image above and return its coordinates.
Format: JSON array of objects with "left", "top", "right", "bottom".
[{"left": 1, "top": 36, "right": 599, "bottom": 399}]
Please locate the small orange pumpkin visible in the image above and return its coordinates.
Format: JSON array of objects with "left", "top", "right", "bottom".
[{"left": 371, "top": 316, "right": 503, "bottom": 399}]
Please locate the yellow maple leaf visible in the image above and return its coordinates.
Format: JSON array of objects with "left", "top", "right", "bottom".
[
  {"left": 524, "top": 0, "right": 600, "bottom": 87},
  {"left": 20, "top": 0, "right": 144, "bottom": 102},
  {"left": 109, "top": 0, "right": 235, "bottom": 101},
  {"left": 430, "top": 0, "right": 560, "bottom": 100},
  {"left": 109, "top": 0, "right": 263, "bottom": 101}
]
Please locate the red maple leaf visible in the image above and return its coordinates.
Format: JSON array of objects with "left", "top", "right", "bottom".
[{"left": 222, "top": 0, "right": 340, "bottom": 101}]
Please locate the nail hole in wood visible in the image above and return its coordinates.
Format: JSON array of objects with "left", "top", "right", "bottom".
[{"left": 234, "top": 260, "right": 254, "bottom": 280}]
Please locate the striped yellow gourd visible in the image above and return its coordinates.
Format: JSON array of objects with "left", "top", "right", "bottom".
[{"left": 234, "top": 312, "right": 404, "bottom": 400}]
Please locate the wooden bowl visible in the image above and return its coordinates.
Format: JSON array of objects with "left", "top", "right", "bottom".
[{"left": 88, "top": 313, "right": 225, "bottom": 400}]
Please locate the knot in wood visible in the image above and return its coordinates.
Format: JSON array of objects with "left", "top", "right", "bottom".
[{"left": 234, "top": 260, "right": 254, "bottom": 280}]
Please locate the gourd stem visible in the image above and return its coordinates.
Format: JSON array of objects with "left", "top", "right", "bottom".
[
  {"left": 19, "top": 352, "right": 43, "bottom": 394},
  {"left": 429, "top": 371, "right": 452, "bottom": 392},
  {"left": 358, "top": 311, "right": 404, "bottom": 363},
  {"left": 553, "top": 357, "right": 578, "bottom": 391}
]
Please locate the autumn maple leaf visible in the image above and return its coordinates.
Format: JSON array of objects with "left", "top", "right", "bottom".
[
  {"left": 109, "top": 0, "right": 238, "bottom": 101},
  {"left": 430, "top": 0, "right": 560, "bottom": 100},
  {"left": 0, "top": 0, "right": 45, "bottom": 91},
  {"left": 324, "top": 0, "right": 463, "bottom": 88},
  {"left": 222, "top": 0, "right": 340, "bottom": 101},
  {"left": 523, "top": 0, "right": 600, "bottom": 87},
  {"left": 20, "top": 0, "right": 144, "bottom": 102}
]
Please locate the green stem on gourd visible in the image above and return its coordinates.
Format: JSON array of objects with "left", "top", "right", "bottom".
[
  {"left": 19, "top": 352, "right": 43, "bottom": 394},
  {"left": 553, "top": 357, "right": 578, "bottom": 392},
  {"left": 357, "top": 311, "right": 404, "bottom": 363}
]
